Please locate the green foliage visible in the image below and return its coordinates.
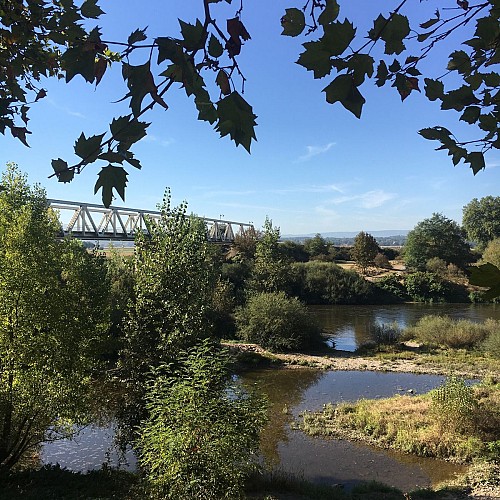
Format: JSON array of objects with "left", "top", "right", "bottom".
[
  {"left": 482, "top": 327, "right": 500, "bottom": 359},
  {"left": 292, "top": 261, "right": 372, "bottom": 304},
  {"left": 4, "top": 2, "right": 498, "bottom": 201},
  {"left": 403, "top": 315, "right": 497, "bottom": 349},
  {"left": 374, "top": 274, "right": 407, "bottom": 301},
  {"left": 249, "top": 217, "right": 290, "bottom": 294},
  {"left": 289, "top": 1, "right": 500, "bottom": 173},
  {"left": 279, "top": 240, "right": 309, "bottom": 263},
  {"left": 469, "top": 263, "right": 500, "bottom": 301},
  {"left": 119, "top": 191, "right": 216, "bottom": 435},
  {"left": 404, "top": 272, "right": 448, "bottom": 302},
  {"left": 235, "top": 291, "right": 320, "bottom": 352},
  {"left": 482, "top": 238, "right": 500, "bottom": 269},
  {"left": 0, "top": 164, "right": 109, "bottom": 470},
  {"left": 404, "top": 213, "right": 471, "bottom": 271},
  {"left": 369, "top": 321, "right": 402, "bottom": 345},
  {"left": 463, "top": 197, "right": 500, "bottom": 249},
  {"left": 303, "top": 233, "right": 329, "bottom": 258},
  {"left": 139, "top": 341, "right": 267, "bottom": 500},
  {"left": 352, "top": 232, "right": 380, "bottom": 272},
  {"left": 431, "top": 377, "right": 478, "bottom": 433}
]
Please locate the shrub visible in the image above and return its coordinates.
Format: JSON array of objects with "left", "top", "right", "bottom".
[
  {"left": 374, "top": 253, "right": 392, "bottom": 269},
  {"left": 235, "top": 292, "right": 320, "bottom": 351},
  {"left": 431, "top": 377, "right": 478, "bottom": 433},
  {"left": 291, "top": 261, "right": 372, "bottom": 304},
  {"left": 374, "top": 274, "right": 407, "bottom": 301},
  {"left": 404, "top": 271, "right": 448, "bottom": 302},
  {"left": 482, "top": 324, "right": 500, "bottom": 359},
  {"left": 369, "top": 321, "right": 403, "bottom": 345},
  {"left": 139, "top": 341, "right": 267, "bottom": 500},
  {"left": 403, "top": 315, "right": 495, "bottom": 348},
  {"left": 425, "top": 257, "right": 448, "bottom": 275}
]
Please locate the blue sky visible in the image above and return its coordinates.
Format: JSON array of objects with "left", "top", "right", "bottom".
[{"left": 2, "top": 0, "right": 499, "bottom": 235}]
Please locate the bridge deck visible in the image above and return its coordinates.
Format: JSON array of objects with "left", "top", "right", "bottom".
[{"left": 47, "top": 199, "right": 253, "bottom": 243}]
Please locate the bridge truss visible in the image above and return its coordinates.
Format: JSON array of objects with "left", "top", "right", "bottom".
[{"left": 47, "top": 199, "right": 254, "bottom": 243}]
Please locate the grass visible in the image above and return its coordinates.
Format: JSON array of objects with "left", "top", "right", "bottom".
[
  {"left": 299, "top": 379, "right": 500, "bottom": 464},
  {"left": 402, "top": 316, "right": 500, "bottom": 350}
]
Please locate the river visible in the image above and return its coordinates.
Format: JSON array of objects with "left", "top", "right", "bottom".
[
  {"left": 42, "top": 303, "right": 498, "bottom": 491},
  {"left": 312, "top": 302, "right": 500, "bottom": 351}
]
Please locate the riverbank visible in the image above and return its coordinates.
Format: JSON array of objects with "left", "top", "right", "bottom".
[
  {"left": 227, "top": 342, "right": 500, "bottom": 499},
  {"left": 226, "top": 342, "right": 500, "bottom": 379}
]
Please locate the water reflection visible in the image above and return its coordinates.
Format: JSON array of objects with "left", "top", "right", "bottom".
[
  {"left": 240, "top": 369, "right": 467, "bottom": 491},
  {"left": 312, "top": 303, "right": 500, "bottom": 351}
]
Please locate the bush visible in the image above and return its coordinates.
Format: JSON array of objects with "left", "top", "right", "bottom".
[
  {"left": 235, "top": 292, "right": 320, "bottom": 351},
  {"left": 403, "top": 315, "right": 496, "bottom": 348},
  {"left": 374, "top": 274, "right": 407, "bottom": 301},
  {"left": 139, "top": 341, "right": 267, "bottom": 500},
  {"left": 404, "top": 271, "right": 448, "bottom": 302},
  {"left": 374, "top": 253, "right": 392, "bottom": 269},
  {"left": 369, "top": 321, "right": 403, "bottom": 345},
  {"left": 431, "top": 377, "right": 478, "bottom": 433},
  {"left": 291, "top": 261, "right": 372, "bottom": 304},
  {"left": 482, "top": 325, "right": 500, "bottom": 359}
]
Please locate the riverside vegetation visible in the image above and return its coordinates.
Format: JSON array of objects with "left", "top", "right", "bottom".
[{"left": 0, "top": 165, "right": 499, "bottom": 498}]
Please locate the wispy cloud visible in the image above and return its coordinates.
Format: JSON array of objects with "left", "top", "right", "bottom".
[
  {"left": 271, "top": 183, "right": 344, "bottom": 195},
  {"left": 326, "top": 189, "right": 397, "bottom": 209},
  {"left": 359, "top": 190, "right": 397, "bottom": 208},
  {"left": 295, "top": 142, "right": 336, "bottom": 163},
  {"left": 48, "top": 98, "right": 85, "bottom": 119},
  {"left": 485, "top": 159, "right": 500, "bottom": 169},
  {"left": 143, "top": 134, "right": 175, "bottom": 147}
]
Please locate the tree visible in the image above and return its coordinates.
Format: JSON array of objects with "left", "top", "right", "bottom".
[
  {"left": 463, "top": 196, "right": 500, "bottom": 249},
  {"left": 249, "top": 217, "right": 290, "bottom": 294},
  {"left": 118, "top": 191, "right": 217, "bottom": 437},
  {"left": 482, "top": 237, "right": 500, "bottom": 269},
  {"left": 1, "top": 1, "right": 498, "bottom": 204},
  {"left": 352, "top": 231, "right": 380, "bottom": 273},
  {"left": 404, "top": 213, "right": 472, "bottom": 271},
  {"left": 304, "top": 233, "right": 328, "bottom": 258},
  {"left": 139, "top": 340, "right": 266, "bottom": 499},
  {"left": 0, "top": 164, "right": 109, "bottom": 470}
]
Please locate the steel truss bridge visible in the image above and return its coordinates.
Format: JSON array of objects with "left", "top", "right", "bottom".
[{"left": 47, "top": 199, "right": 254, "bottom": 243}]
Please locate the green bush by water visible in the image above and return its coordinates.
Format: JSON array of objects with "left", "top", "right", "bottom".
[
  {"left": 235, "top": 291, "right": 321, "bottom": 351},
  {"left": 403, "top": 315, "right": 497, "bottom": 349}
]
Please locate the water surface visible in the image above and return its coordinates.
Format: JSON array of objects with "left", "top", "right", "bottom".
[{"left": 312, "top": 303, "right": 500, "bottom": 351}]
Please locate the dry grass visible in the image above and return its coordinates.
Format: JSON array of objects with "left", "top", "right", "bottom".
[{"left": 300, "top": 382, "right": 500, "bottom": 464}]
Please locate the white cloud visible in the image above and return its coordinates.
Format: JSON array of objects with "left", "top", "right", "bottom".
[
  {"left": 326, "top": 189, "right": 397, "bottom": 209},
  {"left": 272, "top": 183, "right": 344, "bottom": 195},
  {"left": 295, "top": 142, "right": 336, "bottom": 162},
  {"left": 48, "top": 98, "right": 85, "bottom": 119},
  {"left": 359, "top": 190, "right": 397, "bottom": 208},
  {"left": 143, "top": 134, "right": 174, "bottom": 147}
]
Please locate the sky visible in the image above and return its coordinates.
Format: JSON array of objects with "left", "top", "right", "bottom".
[{"left": 2, "top": 0, "right": 499, "bottom": 235}]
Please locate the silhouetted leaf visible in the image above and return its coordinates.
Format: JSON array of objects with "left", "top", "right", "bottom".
[
  {"left": 128, "top": 28, "right": 147, "bottom": 46},
  {"left": 208, "top": 34, "right": 224, "bottom": 58},
  {"left": 216, "top": 70, "right": 231, "bottom": 95},
  {"left": 80, "top": 0, "right": 104, "bottom": 19},
  {"left": 281, "top": 8, "right": 305, "bottom": 37},
  {"left": 323, "top": 74, "right": 365, "bottom": 118},
  {"left": 424, "top": 78, "right": 444, "bottom": 101},
  {"left": 51, "top": 158, "right": 74, "bottom": 183},
  {"left": 94, "top": 165, "right": 128, "bottom": 207},
  {"left": 469, "top": 263, "right": 500, "bottom": 299},
  {"left": 466, "top": 151, "right": 485, "bottom": 174},
  {"left": 322, "top": 20, "right": 356, "bottom": 56},
  {"left": 215, "top": 91, "right": 257, "bottom": 152},
  {"left": 297, "top": 41, "right": 332, "bottom": 78},
  {"left": 318, "top": 0, "right": 340, "bottom": 26},
  {"left": 74, "top": 132, "right": 105, "bottom": 163},
  {"left": 179, "top": 19, "right": 206, "bottom": 51}
]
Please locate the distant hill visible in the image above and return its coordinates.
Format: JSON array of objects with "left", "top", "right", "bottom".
[{"left": 281, "top": 231, "right": 408, "bottom": 247}]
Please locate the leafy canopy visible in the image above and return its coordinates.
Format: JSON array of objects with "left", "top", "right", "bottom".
[{"left": 1, "top": 1, "right": 498, "bottom": 204}]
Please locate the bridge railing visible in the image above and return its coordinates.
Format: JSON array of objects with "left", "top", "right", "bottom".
[{"left": 47, "top": 199, "right": 254, "bottom": 243}]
